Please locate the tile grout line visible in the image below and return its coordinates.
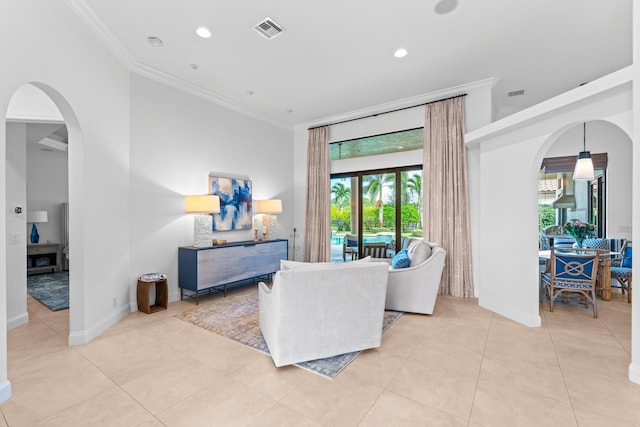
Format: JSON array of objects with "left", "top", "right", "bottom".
[{"left": 465, "top": 311, "right": 493, "bottom": 427}]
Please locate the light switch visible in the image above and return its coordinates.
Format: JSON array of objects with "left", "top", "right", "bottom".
[{"left": 9, "top": 233, "right": 21, "bottom": 245}]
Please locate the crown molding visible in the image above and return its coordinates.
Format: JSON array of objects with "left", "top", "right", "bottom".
[
  {"left": 305, "top": 78, "right": 498, "bottom": 129},
  {"left": 132, "top": 63, "right": 292, "bottom": 130},
  {"left": 65, "top": 0, "right": 293, "bottom": 131},
  {"left": 66, "top": 0, "right": 136, "bottom": 68}
]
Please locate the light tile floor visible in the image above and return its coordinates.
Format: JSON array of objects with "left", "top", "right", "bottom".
[{"left": 2, "top": 286, "right": 637, "bottom": 426}]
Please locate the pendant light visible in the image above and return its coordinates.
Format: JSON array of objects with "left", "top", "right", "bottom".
[{"left": 573, "top": 122, "right": 595, "bottom": 180}]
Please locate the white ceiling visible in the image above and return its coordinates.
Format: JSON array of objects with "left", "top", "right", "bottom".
[{"left": 72, "top": 0, "right": 631, "bottom": 129}]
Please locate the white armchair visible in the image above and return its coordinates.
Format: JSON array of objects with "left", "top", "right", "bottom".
[
  {"left": 380, "top": 239, "right": 446, "bottom": 314},
  {"left": 259, "top": 261, "right": 389, "bottom": 367}
]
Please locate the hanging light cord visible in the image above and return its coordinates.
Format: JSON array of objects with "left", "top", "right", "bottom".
[{"left": 583, "top": 122, "right": 587, "bottom": 152}]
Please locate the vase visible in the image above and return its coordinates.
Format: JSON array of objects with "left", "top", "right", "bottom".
[
  {"left": 573, "top": 238, "right": 584, "bottom": 248},
  {"left": 30, "top": 223, "right": 39, "bottom": 244}
]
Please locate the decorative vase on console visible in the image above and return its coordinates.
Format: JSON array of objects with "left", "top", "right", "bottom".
[{"left": 573, "top": 238, "right": 585, "bottom": 248}]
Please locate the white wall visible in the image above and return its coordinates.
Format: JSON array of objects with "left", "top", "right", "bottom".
[
  {"left": 630, "top": 0, "right": 640, "bottom": 385},
  {"left": 26, "top": 126, "right": 69, "bottom": 246},
  {"left": 1, "top": 0, "right": 131, "bottom": 385},
  {"left": 5, "top": 124, "right": 28, "bottom": 331},
  {"left": 466, "top": 73, "right": 632, "bottom": 330},
  {"left": 129, "top": 75, "right": 294, "bottom": 304}
]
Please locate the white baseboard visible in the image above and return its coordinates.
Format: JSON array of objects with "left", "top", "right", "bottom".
[
  {"left": 0, "top": 380, "right": 12, "bottom": 404},
  {"left": 629, "top": 362, "right": 640, "bottom": 385},
  {"left": 479, "top": 300, "right": 542, "bottom": 327},
  {"left": 7, "top": 312, "right": 29, "bottom": 331},
  {"left": 68, "top": 303, "right": 131, "bottom": 346}
]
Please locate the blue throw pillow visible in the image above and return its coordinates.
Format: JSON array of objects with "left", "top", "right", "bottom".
[
  {"left": 621, "top": 246, "right": 632, "bottom": 268},
  {"left": 391, "top": 249, "right": 410, "bottom": 269}
]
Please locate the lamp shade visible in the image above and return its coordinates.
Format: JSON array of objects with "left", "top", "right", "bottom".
[
  {"left": 27, "top": 211, "right": 48, "bottom": 223},
  {"left": 185, "top": 195, "right": 220, "bottom": 214},
  {"left": 256, "top": 199, "right": 282, "bottom": 214},
  {"left": 573, "top": 152, "right": 595, "bottom": 180}
]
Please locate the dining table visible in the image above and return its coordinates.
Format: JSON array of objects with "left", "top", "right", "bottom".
[{"left": 538, "top": 249, "right": 620, "bottom": 301}]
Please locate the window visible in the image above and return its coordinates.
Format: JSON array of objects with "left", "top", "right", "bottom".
[
  {"left": 538, "top": 153, "right": 608, "bottom": 237},
  {"left": 331, "top": 167, "right": 422, "bottom": 262}
]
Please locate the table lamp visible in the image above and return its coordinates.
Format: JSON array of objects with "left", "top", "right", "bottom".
[
  {"left": 256, "top": 199, "right": 282, "bottom": 240},
  {"left": 185, "top": 195, "right": 221, "bottom": 247},
  {"left": 27, "top": 210, "right": 48, "bottom": 244}
]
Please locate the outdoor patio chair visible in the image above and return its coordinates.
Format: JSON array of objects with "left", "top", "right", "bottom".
[
  {"left": 362, "top": 242, "right": 389, "bottom": 258},
  {"left": 343, "top": 234, "right": 358, "bottom": 261}
]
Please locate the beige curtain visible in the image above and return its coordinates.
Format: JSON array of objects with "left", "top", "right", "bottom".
[
  {"left": 424, "top": 97, "right": 474, "bottom": 297},
  {"left": 304, "top": 126, "right": 331, "bottom": 262}
]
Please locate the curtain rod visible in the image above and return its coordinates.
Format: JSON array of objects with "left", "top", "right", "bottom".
[{"left": 308, "top": 93, "right": 467, "bottom": 130}]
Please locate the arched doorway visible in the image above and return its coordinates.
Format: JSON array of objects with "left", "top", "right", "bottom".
[
  {"left": 537, "top": 119, "right": 632, "bottom": 311},
  {"left": 5, "top": 82, "right": 84, "bottom": 345}
]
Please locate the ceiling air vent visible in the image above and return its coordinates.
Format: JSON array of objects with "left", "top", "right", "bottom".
[
  {"left": 507, "top": 89, "right": 525, "bottom": 97},
  {"left": 254, "top": 17, "right": 284, "bottom": 40}
]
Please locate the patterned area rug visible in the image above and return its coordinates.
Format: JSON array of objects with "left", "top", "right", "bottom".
[
  {"left": 176, "top": 288, "right": 402, "bottom": 378},
  {"left": 27, "top": 271, "right": 69, "bottom": 311}
]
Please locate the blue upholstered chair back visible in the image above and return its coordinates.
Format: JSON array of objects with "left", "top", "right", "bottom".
[{"left": 553, "top": 252, "right": 598, "bottom": 283}]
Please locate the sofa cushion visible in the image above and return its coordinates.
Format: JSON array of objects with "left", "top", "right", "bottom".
[
  {"left": 391, "top": 249, "right": 410, "bottom": 269},
  {"left": 281, "top": 256, "right": 371, "bottom": 271},
  {"left": 407, "top": 239, "right": 431, "bottom": 265}
]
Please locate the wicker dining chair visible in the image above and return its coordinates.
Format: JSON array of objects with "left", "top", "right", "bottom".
[
  {"left": 611, "top": 241, "right": 632, "bottom": 303},
  {"left": 541, "top": 247, "right": 600, "bottom": 317}
]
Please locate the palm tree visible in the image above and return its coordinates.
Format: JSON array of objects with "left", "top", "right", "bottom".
[
  {"left": 331, "top": 182, "right": 350, "bottom": 211},
  {"left": 406, "top": 174, "right": 423, "bottom": 228},
  {"left": 364, "top": 174, "right": 394, "bottom": 227}
]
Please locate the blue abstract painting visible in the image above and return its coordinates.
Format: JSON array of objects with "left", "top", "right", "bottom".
[{"left": 209, "top": 176, "right": 252, "bottom": 231}]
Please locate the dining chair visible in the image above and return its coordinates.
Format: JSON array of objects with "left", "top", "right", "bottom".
[
  {"left": 541, "top": 247, "right": 600, "bottom": 317},
  {"left": 611, "top": 241, "right": 632, "bottom": 303}
]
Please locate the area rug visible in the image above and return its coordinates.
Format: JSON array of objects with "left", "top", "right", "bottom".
[
  {"left": 176, "top": 288, "right": 402, "bottom": 378},
  {"left": 26, "top": 271, "right": 69, "bottom": 311}
]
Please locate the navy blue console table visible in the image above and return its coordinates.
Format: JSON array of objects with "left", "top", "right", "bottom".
[{"left": 178, "top": 239, "right": 288, "bottom": 304}]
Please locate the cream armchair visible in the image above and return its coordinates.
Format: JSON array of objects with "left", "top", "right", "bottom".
[
  {"left": 378, "top": 239, "right": 446, "bottom": 314},
  {"left": 259, "top": 261, "right": 389, "bottom": 367}
]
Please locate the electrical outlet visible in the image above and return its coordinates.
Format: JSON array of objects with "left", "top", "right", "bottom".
[{"left": 9, "top": 233, "right": 20, "bottom": 245}]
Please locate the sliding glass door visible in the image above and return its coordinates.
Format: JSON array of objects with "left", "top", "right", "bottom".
[{"left": 330, "top": 166, "right": 422, "bottom": 262}]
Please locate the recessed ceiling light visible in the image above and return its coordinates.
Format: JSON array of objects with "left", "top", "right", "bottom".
[
  {"left": 434, "top": 0, "right": 459, "bottom": 14},
  {"left": 246, "top": 90, "right": 254, "bottom": 95},
  {"left": 190, "top": 63, "right": 199, "bottom": 70},
  {"left": 196, "top": 27, "right": 212, "bottom": 38},
  {"left": 147, "top": 36, "right": 163, "bottom": 47},
  {"left": 394, "top": 48, "right": 408, "bottom": 58},
  {"left": 286, "top": 109, "right": 293, "bottom": 113}
]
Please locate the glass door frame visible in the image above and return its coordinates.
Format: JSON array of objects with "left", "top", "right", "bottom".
[{"left": 332, "top": 164, "right": 422, "bottom": 259}]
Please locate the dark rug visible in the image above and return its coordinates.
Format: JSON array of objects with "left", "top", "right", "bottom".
[
  {"left": 176, "top": 287, "right": 402, "bottom": 378},
  {"left": 27, "top": 272, "right": 69, "bottom": 311}
]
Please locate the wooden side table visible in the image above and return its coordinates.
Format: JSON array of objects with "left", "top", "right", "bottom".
[{"left": 137, "top": 278, "right": 168, "bottom": 314}]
